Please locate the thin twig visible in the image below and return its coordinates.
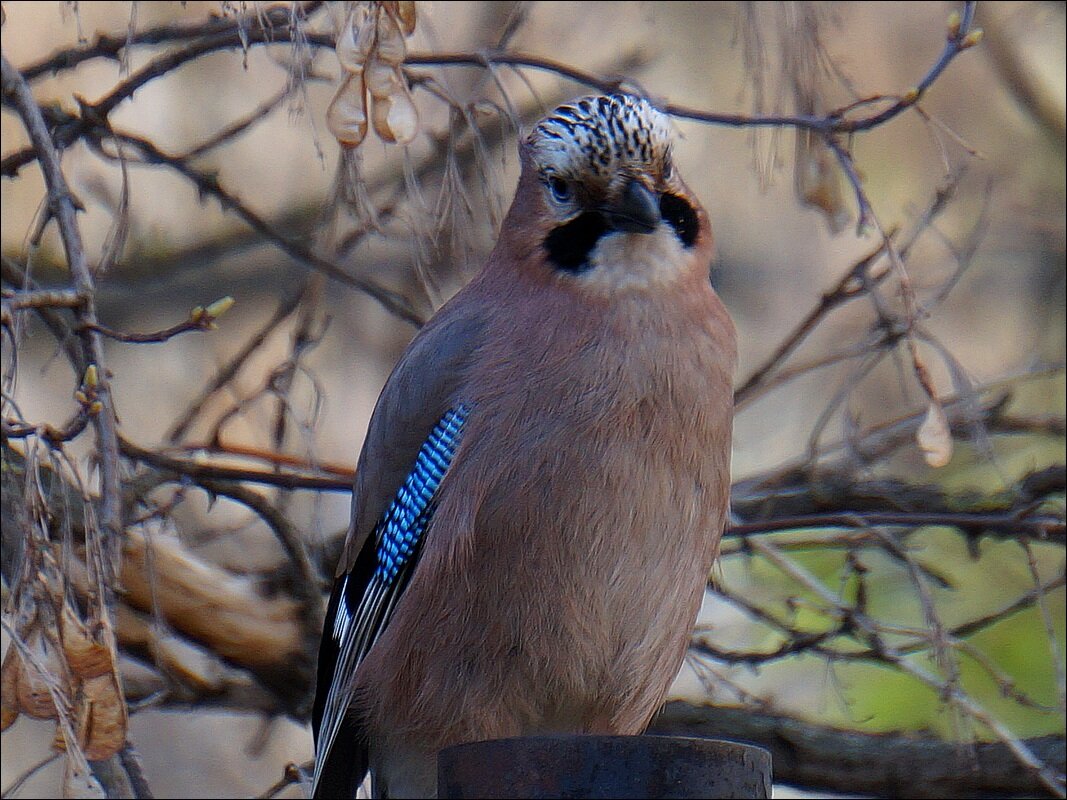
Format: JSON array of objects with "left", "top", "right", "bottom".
[
  {"left": 729, "top": 509, "right": 1063, "bottom": 542},
  {"left": 119, "top": 437, "right": 351, "bottom": 492},
  {"left": 88, "top": 128, "right": 423, "bottom": 326}
]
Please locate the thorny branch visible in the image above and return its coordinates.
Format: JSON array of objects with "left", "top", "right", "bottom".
[{"left": 1, "top": 2, "right": 1063, "bottom": 799}]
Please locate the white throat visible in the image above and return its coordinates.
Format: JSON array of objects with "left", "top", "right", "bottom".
[{"left": 576, "top": 224, "right": 689, "bottom": 294}]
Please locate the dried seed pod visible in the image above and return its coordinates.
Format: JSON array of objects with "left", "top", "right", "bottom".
[
  {"left": 327, "top": 72, "right": 370, "bottom": 148},
  {"left": 375, "top": 8, "right": 407, "bottom": 67},
  {"left": 364, "top": 58, "right": 402, "bottom": 99},
  {"left": 1, "top": 647, "right": 21, "bottom": 730},
  {"left": 371, "top": 78, "right": 419, "bottom": 144},
  {"left": 395, "top": 1, "right": 417, "bottom": 36},
  {"left": 75, "top": 671, "right": 127, "bottom": 760},
  {"left": 60, "top": 604, "right": 113, "bottom": 680},
  {"left": 336, "top": 3, "right": 377, "bottom": 74},
  {"left": 15, "top": 632, "right": 60, "bottom": 719}
]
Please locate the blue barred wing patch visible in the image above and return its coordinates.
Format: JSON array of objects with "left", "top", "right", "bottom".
[{"left": 375, "top": 405, "right": 468, "bottom": 583}]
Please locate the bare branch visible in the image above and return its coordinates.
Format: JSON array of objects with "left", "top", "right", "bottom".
[
  {"left": 650, "top": 701, "right": 1065, "bottom": 799},
  {"left": 1, "top": 55, "right": 124, "bottom": 564}
]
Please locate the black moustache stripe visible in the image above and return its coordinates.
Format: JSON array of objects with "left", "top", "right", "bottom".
[
  {"left": 544, "top": 193, "right": 699, "bottom": 273},
  {"left": 659, "top": 193, "right": 698, "bottom": 248},
  {"left": 544, "top": 212, "right": 608, "bottom": 273}
]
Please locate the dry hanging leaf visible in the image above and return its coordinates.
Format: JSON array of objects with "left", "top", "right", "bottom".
[
  {"left": 73, "top": 671, "right": 127, "bottom": 760},
  {"left": 328, "top": 72, "right": 370, "bottom": 147},
  {"left": 336, "top": 3, "right": 377, "bottom": 74},
  {"left": 917, "top": 401, "right": 953, "bottom": 467}
]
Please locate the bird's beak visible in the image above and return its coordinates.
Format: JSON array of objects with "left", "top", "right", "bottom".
[{"left": 600, "top": 180, "right": 660, "bottom": 234}]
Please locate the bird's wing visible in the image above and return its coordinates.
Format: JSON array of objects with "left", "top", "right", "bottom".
[{"left": 311, "top": 309, "right": 486, "bottom": 798}]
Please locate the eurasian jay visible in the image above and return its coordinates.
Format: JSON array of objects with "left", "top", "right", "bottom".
[{"left": 311, "top": 93, "right": 736, "bottom": 799}]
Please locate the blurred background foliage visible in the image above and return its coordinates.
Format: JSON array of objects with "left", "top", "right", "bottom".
[{"left": 1, "top": 1, "right": 1064, "bottom": 798}]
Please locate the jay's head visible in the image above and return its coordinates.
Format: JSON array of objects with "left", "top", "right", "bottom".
[{"left": 510, "top": 93, "right": 710, "bottom": 292}]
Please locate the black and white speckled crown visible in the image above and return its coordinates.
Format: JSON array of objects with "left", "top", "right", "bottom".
[{"left": 527, "top": 94, "right": 672, "bottom": 178}]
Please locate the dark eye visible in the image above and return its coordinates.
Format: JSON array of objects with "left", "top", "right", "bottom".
[{"left": 548, "top": 176, "right": 573, "bottom": 204}]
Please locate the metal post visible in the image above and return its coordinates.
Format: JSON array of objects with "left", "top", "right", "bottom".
[{"left": 438, "top": 735, "right": 772, "bottom": 799}]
